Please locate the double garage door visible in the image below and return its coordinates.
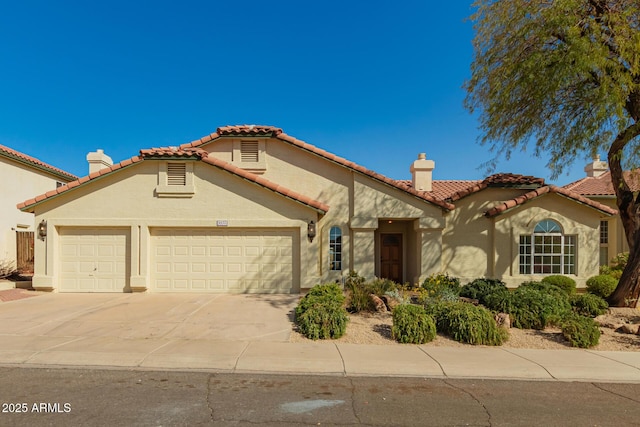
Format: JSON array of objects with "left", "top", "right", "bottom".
[
  {"left": 58, "top": 227, "right": 294, "bottom": 293},
  {"left": 151, "top": 228, "right": 294, "bottom": 293}
]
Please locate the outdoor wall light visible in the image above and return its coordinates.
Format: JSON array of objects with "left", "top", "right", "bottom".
[
  {"left": 307, "top": 220, "right": 316, "bottom": 242},
  {"left": 38, "top": 220, "right": 47, "bottom": 241}
]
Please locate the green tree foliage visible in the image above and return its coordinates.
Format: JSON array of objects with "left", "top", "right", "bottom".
[{"left": 465, "top": 1, "right": 640, "bottom": 307}]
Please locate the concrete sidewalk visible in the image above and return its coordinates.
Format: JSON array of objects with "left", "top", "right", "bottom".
[
  {"left": 1, "top": 291, "right": 639, "bottom": 383},
  {"left": 2, "top": 335, "right": 640, "bottom": 383}
]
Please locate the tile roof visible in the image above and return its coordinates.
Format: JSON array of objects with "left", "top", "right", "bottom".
[
  {"left": 447, "top": 173, "right": 546, "bottom": 202},
  {"left": 182, "top": 125, "right": 455, "bottom": 210},
  {"left": 0, "top": 144, "right": 78, "bottom": 182},
  {"left": 396, "top": 179, "right": 482, "bottom": 201},
  {"left": 18, "top": 148, "right": 329, "bottom": 214},
  {"left": 563, "top": 170, "right": 640, "bottom": 196},
  {"left": 485, "top": 185, "right": 617, "bottom": 217}
]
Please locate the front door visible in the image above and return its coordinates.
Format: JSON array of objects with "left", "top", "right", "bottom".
[{"left": 380, "top": 233, "right": 403, "bottom": 283}]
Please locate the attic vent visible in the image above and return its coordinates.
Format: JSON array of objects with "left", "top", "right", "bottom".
[
  {"left": 167, "top": 163, "right": 187, "bottom": 186},
  {"left": 241, "top": 141, "right": 259, "bottom": 162}
]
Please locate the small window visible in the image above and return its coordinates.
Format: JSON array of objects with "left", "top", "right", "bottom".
[
  {"left": 241, "top": 141, "right": 259, "bottom": 162},
  {"left": 599, "top": 220, "right": 609, "bottom": 266},
  {"left": 329, "top": 226, "right": 342, "bottom": 271},
  {"left": 167, "top": 163, "right": 187, "bottom": 186}
]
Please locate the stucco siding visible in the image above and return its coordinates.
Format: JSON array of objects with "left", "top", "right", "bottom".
[{"left": 0, "top": 157, "right": 67, "bottom": 266}]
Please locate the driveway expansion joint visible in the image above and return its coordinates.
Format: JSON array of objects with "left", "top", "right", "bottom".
[{"left": 417, "top": 346, "right": 448, "bottom": 378}]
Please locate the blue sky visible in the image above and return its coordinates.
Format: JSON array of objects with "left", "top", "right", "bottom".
[{"left": 0, "top": 1, "right": 594, "bottom": 184}]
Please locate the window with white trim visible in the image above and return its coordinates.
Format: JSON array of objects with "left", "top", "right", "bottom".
[
  {"left": 329, "top": 226, "right": 342, "bottom": 271},
  {"left": 599, "top": 220, "right": 609, "bottom": 266},
  {"left": 519, "top": 219, "right": 576, "bottom": 274}
]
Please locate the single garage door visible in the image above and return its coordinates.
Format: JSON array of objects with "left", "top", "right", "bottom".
[
  {"left": 151, "top": 228, "right": 294, "bottom": 293},
  {"left": 59, "top": 228, "right": 129, "bottom": 292}
]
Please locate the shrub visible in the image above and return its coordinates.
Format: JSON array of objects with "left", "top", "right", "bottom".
[
  {"left": 392, "top": 304, "right": 437, "bottom": 344},
  {"left": 423, "top": 300, "right": 458, "bottom": 332},
  {"left": 586, "top": 275, "right": 618, "bottom": 299},
  {"left": 541, "top": 275, "right": 576, "bottom": 295},
  {"left": 507, "top": 285, "right": 571, "bottom": 330},
  {"left": 570, "top": 294, "right": 609, "bottom": 317},
  {"left": 297, "top": 302, "right": 349, "bottom": 340},
  {"left": 600, "top": 253, "right": 628, "bottom": 280},
  {"left": 296, "top": 283, "right": 345, "bottom": 318},
  {"left": 367, "top": 278, "right": 398, "bottom": 296},
  {"left": 344, "top": 272, "right": 400, "bottom": 313},
  {"left": 430, "top": 301, "right": 507, "bottom": 345},
  {"left": 421, "top": 273, "right": 461, "bottom": 299},
  {"left": 296, "top": 284, "right": 348, "bottom": 340},
  {"left": 459, "top": 278, "right": 508, "bottom": 306},
  {"left": 561, "top": 314, "right": 601, "bottom": 348}
]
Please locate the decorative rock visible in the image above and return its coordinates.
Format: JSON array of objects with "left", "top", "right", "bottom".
[
  {"left": 616, "top": 324, "right": 640, "bottom": 335},
  {"left": 370, "top": 294, "right": 387, "bottom": 312},
  {"left": 459, "top": 297, "right": 479, "bottom": 305},
  {"left": 380, "top": 295, "right": 399, "bottom": 312},
  {"left": 495, "top": 313, "right": 511, "bottom": 329}
]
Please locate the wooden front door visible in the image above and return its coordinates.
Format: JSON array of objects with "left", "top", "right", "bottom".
[{"left": 380, "top": 233, "right": 403, "bottom": 283}]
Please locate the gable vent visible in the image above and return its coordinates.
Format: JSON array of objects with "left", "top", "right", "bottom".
[
  {"left": 241, "top": 141, "right": 259, "bottom": 162},
  {"left": 167, "top": 163, "right": 187, "bottom": 186}
]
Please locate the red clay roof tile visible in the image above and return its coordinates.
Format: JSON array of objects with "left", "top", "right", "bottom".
[
  {"left": 485, "top": 185, "right": 616, "bottom": 217},
  {"left": 0, "top": 144, "right": 77, "bottom": 181},
  {"left": 182, "top": 125, "right": 455, "bottom": 210},
  {"left": 19, "top": 148, "right": 329, "bottom": 214},
  {"left": 563, "top": 170, "right": 640, "bottom": 196}
]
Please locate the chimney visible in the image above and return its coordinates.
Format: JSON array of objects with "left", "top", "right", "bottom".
[
  {"left": 584, "top": 154, "right": 608, "bottom": 177},
  {"left": 86, "top": 149, "right": 113, "bottom": 174},
  {"left": 410, "top": 153, "right": 435, "bottom": 191}
]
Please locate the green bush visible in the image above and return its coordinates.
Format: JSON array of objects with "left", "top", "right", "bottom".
[
  {"left": 586, "top": 275, "right": 618, "bottom": 299},
  {"left": 344, "top": 272, "right": 400, "bottom": 313},
  {"left": 421, "top": 273, "right": 461, "bottom": 299},
  {"left": 507, "top": 285, "right": 571, "bottom": 330},
  {"left": 430, "top": 301, "right": 507, "bottom": 345},
  {"left": 423, "top": 300, "right": 458, "bottom": 332},
  {"left": 296, "top": 301, "right": 349, "bottom": 340},
  {"left": 561, "top": 314, "right": 601, "bottom": 348},
  {"left": 570, "top": 294, "right": 609, "bottom": 317},
  {"left": 295, "top": 284, "right": 348, "bottom": 340},
  {"left": 392, "top": 304, "right": 437, "bottom": 344},
  {"left": 459, "top": 278, "right": 508, "bottom": 306},
  {"left": 541, "top": 275, "right": 576, "bottom": 295},
  {"left": 296, "top": 283, "right": 345, "bottom": 318}
]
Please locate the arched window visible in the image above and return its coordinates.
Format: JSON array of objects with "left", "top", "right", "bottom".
[
  {"left": 519, "top": 220, "right": 576, "bottom": 274},
  {"left": 329, "top": 226, "right": 342, "bottom": 271}
]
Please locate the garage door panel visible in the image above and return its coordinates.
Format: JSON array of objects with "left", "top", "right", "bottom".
[
  {"left": 151, "top": 229, "right": 294, "bottom": 293},
  {"left": 59, "top": 228, "right": 129, "bottom": 293}
]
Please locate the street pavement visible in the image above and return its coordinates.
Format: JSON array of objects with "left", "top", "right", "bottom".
[{"left": 0, "top": 291, "right": 639, "bottom": 383}]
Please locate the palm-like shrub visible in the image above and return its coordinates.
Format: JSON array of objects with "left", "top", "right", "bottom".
[{"left": 392, "top": 304, "right": 437, "bottom": 344}]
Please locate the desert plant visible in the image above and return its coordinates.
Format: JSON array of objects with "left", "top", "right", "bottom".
[
  {"left": 586, "top": 275, "right": 618, "bottom": 299},
  {"left": 435, "top": 302, "right": 508, "bottom": 346},
  {"left": 0, "top": 259, "right": 17, "bottom": 279},
  {"left": 296, "top": 283, "right": 345, "bottom": 319},
  {"left": 392, "top": 304, "right": 437, "bottom": 344},
  {"left": 561, "top": 314, "right": 601, "bottom": 348},
  {"left": 507, "top": 285, "right": 571, "bottom": 330},
  {"left": 384, "top": 288, "right": 412, "bottom": 305},
  {"left": 367, "top": 277, "right": 398, "bottom": 296},
  {"left": 570, "top": 294, "right": 609, "bottom": 317},
  {"left": 600, "top": 252, "right": 628, "bottom": 280},
  {"left": 541, "top": 275, "right": 576, "bottom": 295},
  {"left": 421, "top": 273, "right": 461, "bottom": 299},
  {"left": 296, "top": 284, "right": 348, "bottom": 340},
  {"left": 296, "top": 301, "right": 349, "bottom": 340},
  {"left": 460, "top": 278, "right": 508, "bottom": 306}
]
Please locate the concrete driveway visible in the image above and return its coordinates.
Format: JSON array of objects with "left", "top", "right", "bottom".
[{"left": 0, "top": 293, "right": 299, "bottom": 342}]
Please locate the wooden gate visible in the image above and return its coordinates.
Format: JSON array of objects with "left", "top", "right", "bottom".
[{"left": 16, "top": 231, "right": 34, "bottom": 273}]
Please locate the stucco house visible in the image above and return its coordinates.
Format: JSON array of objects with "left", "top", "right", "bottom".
[
  {"left": 18, "top": 125, "right": 616, "bottom": 293},
  {"left": 0, "top": 145, "right": 77, "bottom": 272},
  {"left": 564, "top": 156, "right": 640, "bottom": 266}
]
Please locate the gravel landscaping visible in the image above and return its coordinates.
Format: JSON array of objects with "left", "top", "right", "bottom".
[{"left": 291, "top": 308, "right": 640, "bottom": 351}]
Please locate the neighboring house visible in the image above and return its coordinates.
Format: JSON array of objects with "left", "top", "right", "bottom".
[
  {"left": 0, "top": 145, "right": 77, "bottom": 272},
  {"left": 18, "top": 125, "right": 615, "bottom": 293},
  {"left": 564, "top": 156, "right": 640, "bottom": 266}
]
